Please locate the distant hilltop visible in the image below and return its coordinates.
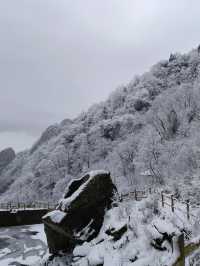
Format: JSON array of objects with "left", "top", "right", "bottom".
[{"left": 0, "top": 147, "right": 15, "bottom": 173}]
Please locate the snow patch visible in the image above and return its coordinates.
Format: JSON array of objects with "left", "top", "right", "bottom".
[{"left": 43, "top": 210, "right": 66, "bottom": 224}]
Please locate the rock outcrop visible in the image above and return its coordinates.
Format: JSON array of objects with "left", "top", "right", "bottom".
[
  {"left": 43, "top": 170, "right": 116, "bottom": 254},
  {"left": 0, "top": 147, "right": 15, "bottom": 173}
]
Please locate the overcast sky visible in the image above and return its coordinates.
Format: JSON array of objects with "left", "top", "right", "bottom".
[{"left": 0, "top": 0, "right": 200, "bottom": 152}]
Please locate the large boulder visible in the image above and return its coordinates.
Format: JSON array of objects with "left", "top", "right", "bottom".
[
  {"left": 43, "top": 170, "right": 116, "bottom": 254},
  {"left": 0, "top": 147, "right": 15, "bottom": 173}
]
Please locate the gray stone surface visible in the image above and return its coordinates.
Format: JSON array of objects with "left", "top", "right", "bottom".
[{"left": 43, "top": 171, "right": 116, "bottom": 254}]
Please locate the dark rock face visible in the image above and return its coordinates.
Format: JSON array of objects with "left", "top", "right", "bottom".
[
  {"left": 43, "top": 171, "right": 116, "bottom": 254},
  {"left": 105, "top": 224, "right": 127, "bottom": 241},
  {"left": 134, "top": 99, "right": 151, "bottom": 111},
  {"left": 0, "top": 147, "right": 15, "bottom": 173},
  {"left": 151, "top": 225, "right": 175, "bottom": 252}
]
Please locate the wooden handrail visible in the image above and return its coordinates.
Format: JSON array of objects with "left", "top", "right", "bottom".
[{"left": 0, "top": 202, "right": 56, "bottom": 211}]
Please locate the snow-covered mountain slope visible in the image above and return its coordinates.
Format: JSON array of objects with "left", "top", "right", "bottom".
[{"left": 1, "top": 46, "right": 200, "bottom": 202}]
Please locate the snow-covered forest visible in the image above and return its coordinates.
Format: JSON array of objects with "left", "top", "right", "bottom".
[{"left": 1, "top": 46, "right": 200, "bottom": 203}]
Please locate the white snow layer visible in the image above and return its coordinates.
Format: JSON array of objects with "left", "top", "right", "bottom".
[
  {"left": 43, "top": 210, "right": 66, "bottom": 224},
  {"left": 71, "top": 194, "right": 200, "bottom": 266}
]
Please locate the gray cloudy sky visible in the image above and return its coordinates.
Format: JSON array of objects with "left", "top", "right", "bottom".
[{"left": 0, "top": 0, "right": 200, "bottom": 152}]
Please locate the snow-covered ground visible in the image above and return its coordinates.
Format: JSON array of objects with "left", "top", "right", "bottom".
[
  {"left": 0, "top": 224, "right": 48, "bottom": 266},
  {"left": 70, "top": 194, "right": 200, "bottom": 266},
  {"left": 1, "top": 194, "right": 199, "bottom": 266}
]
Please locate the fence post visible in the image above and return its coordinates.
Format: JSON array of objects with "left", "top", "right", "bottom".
[
  {"left": 186, "top": 200, "right": 190, "bottom": 221},
  {"left": 171, "top": 195, "right": 175, "bottom": 213},
  {"left": 177, "top": 233, "right": 185, "bottom": 266},
  {"left": 135, "top": 189, "right": 138, "bottom": 201},
  {"left": 161, "top": 191, "right": 164, "bottom": 207}
]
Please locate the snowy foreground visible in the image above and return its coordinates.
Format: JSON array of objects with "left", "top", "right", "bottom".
[
  {"left": 0, "top": 224, "right": 48, "bottom": 266},
  {"left": 39, "top": 194, "right": 200, "bottom": 266},
  {"left": 1, "top": 194, "right": 200, "bottom": 266}
]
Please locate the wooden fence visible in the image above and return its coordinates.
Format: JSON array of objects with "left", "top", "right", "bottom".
[
  {"left": 160, "top": 191, "right": 199, "bottom": 221},
  {"left": 0, "top": 189, "right": 196, "bottom": 222},
  {"left": 121, "top": 188, "right": 153, "bottom": 201},
  {"left": 120, "top": 188, "right": 197, "bottom": 223},
  {"left": 0, "top": 201, "right": 57, "bottom": 211}
]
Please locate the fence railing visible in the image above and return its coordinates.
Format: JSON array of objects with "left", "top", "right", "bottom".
[
  {"left": 0, "top": 202, "right": 57, "bottom": 211},
  {"left": 160, "top": 191, "right": 199, "bottom": 222},
  {"left": 121, "top": 188, "right": 154, "bottom": 201},
  {"left": 0, "top": 189, "right": 197, "bottom": 222},
  {"left": 120, "top": 188, "right": 199, "bottom": 223}
]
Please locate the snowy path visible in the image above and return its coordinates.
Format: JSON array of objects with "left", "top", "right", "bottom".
[{"left": 0, "top": 224, "right": 48, "bottom": 266}]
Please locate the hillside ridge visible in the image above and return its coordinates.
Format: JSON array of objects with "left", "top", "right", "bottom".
[{"left": 1, "top": 46, "right": 200, "bottom": 202}]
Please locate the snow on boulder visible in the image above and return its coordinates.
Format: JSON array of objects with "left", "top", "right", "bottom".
[
  {"left": 43, "top": 170, "right": 116, "bottom": 255},
  {"left": 43, "top": 210, "right": 66, "bottom": 224}
]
